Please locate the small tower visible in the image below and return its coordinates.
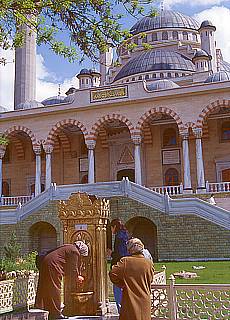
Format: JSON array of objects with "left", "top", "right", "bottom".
[
  {"left": 99, "top": 46, "right": 113, "bottom": 85},
  {"left": 14, "top": 24, "right": 36, "bottom": 109},
  {"left": 90, "top": 69, "right": 101, "bottom": 87},
  {"left": 77, "top": 69, "right": 92, "bottom": 89},
  {"left": 192, "top": 49, "right": 211, "bottom": 72},
  {"left": 199, "top": 20, "right": 217, "bottom": 73}
]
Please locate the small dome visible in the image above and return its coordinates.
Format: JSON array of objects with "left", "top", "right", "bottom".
[
  {"left": 130, "top": 10, "right": 199, "bottom": 35},
  {"left": 200, "top": 20, "right": 216, "bottom": 30},
  {"left": 193, "top": 49, "right": 210, "bottom": 60},
  {"left": 16, "top": 100, "right": 44, "bottom": 110},
  {"left": 0, "top": 105, "right": 8, "bottom": 112},
  {"left": 146, "top": 79, "right": 180, "bottom": 91},
  {"left": 220, "top": 60, "right": 230, "bottom": 72},
  {"left": 204, "top": 71, "right": 230, "bottom": 83},
  {"left": 89, "top": 68, "right": 100, "bottom": 76},
  {"left": 114, "top": 49, "right": 195, "bottom": 82},
  {"left": 79, "top": 68, "right": 90, "bottom": 75},
  {"left": 42, "top": 96, "right": 66, "bottom": 106},
  {"left": 64, "top": 94, "right": 75, "bottom": 103}
]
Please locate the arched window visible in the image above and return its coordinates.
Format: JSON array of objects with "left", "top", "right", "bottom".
[
  {"left": 167, "top": 73, "right": 172, "bottom": 78},
  {"left": 163, "top": 128, "right": 177, "bottom": 147},
  {"left": 183, "top": 31, "right": 188, "bottom": 41},
  {"left": 145, "top": 74, "right": 149, "bottom": 80},
  {"left": 138, "top": 75, "right": 142, "bottom": 80},
  {"left": 221, "top": 121, "right": 230, "bottom": 141},
  {"left": 162, "top": 31, "right": 168, "bottom": 40},
  {"left": 81, "top": 174, "right": 88, "bottom": 184},
  {"left": 172, "top": 31, "right": 178, "bottom": 40},
  {"left": 175, "top": 73, "right": 179, "bottom": 77},
  {"left": 152, "top": 33, "right": 157, "bottom": 42},
  {"left": 165, "top": 168, "right": 179, "bottom": 186},
  {"left": 160, "top": 73, "right": 164, "bottom": 78},
  {"left": 192, "top": 33, "right": 197, "bottom": 42},
  {"left": 152, "top": 74, "right": 156, "bottom": 78}
]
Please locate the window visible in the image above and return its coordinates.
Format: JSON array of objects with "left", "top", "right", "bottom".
[
  {"left": 81, "top": 174, "right": 88, "bottom": 184},
  {"left": 165, "top": 168, "right": 179, "bottom": 186},
  {"left": 192, "top": 33, "right": 197, "bottom": 42},
  {"left": 175, "top": 73, "right": 179, "bottom": 77},
  {"left": 152, "top": 33, "right": 157, "bottom": 42},
  {"left": 167, "top": 73, "right": 172, "bottom": 78},
  {"left": 172, "top": 31, "right": 178, "bottom": 40},
  {"left": 142, "top": 36, "right": 147, "bottom": 43},
  {"left": 182, "top": 32, "right": 188, "bottom": 41},
  {"left": 134, "top": 37, "right": 138, "bottom": 45},
  {"left": 132, "top": 77, "right": 135, "bottom": 81},
  {"left": 162, "top": 32, "right": 168, "bottom": 40},
  {"left": 2, "top": 180, "right": 10, "bottom": 196},
  {"left": 152, "top": 74, "right": 156, "bottom": 78},
  {"left": 145, "top": 74, "right": 149, "bottom": 80},
  {"left": 163, "top": 128, "right": 177, "bottom": 147},
  {"left": 160, "top": 73, "right": 164, "bottom": 78},
  {"left": 138, "top": 75, "right": 142, "bottom": 80},
  {"left": 221, "top": 121, "right": 230, "bottom": 141}
]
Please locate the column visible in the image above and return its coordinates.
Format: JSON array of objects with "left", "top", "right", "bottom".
[
  {"left": 132, "top": 135, "right": 142, "bottom": 185},
  {"left": 44, "top": 144, "right": 53, "bottom": 189},
  {"left": 33, "top": 145, "right": 41, "bottom": 196},
  {"left": 0, "top": 146, "right": 6, "bottom": 198},
  {"left": 180, "top": 129, "right": 192, "bottom": 193},
  {"left": 87, "top": 140, "right": 96, "bottom": 183},
  {"left": 193, "top": 128, "right": 206, "bottom": 191}
]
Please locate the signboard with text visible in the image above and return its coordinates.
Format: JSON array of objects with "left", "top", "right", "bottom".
[
  {"left": 90, "top": 86, "right": 128, "bottom": 102},
  {"left": 162, "top": 149, "right": 180, "bottom": 164}
]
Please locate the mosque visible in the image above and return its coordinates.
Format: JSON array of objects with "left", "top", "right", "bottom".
[{"left": 0, "top": 9, "right": 230, "bottom": 261}]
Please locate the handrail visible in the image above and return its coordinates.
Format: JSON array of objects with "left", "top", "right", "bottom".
[
  {"left": 0, "top": 179, "right": 229, "bottom": 229},
  {"left": 206, "top": 181, "right": 230, "bottom": 193}
]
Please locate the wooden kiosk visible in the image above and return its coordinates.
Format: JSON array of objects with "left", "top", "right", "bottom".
[{"left": 58, "top": 192, "right": 110, "bottom": 316}]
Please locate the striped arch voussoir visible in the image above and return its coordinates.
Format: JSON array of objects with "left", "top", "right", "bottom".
[
  {"left": 136, "top": 107, "right": 183, "bottom": 131},
  {"left": 197, "top": 99, "right": 230, "bottom": 128},
  {"left": 4, "top": 125, "right": 37, "bottom": 146},
  {"left": 90, "top": 114, "right": 135, "bottom": 139},
  {"left": 46, "top": 119, "right": 88, "bottom": 145}
]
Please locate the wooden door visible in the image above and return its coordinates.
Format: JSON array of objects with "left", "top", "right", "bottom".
[{"left": 222, "top": 169, "right": 230, "bottom": 182}]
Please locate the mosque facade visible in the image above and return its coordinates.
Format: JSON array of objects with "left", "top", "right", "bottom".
[{"left": 0, "top": 10, "right": 230, "bottom": 261}]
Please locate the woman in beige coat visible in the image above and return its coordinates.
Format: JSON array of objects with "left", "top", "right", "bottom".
[{"left": 109, "top": 238, "right": 154, "bottom": 320}]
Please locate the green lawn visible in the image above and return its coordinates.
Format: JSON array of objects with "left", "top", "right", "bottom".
[{"left": 155, "top": 261, "right": 230, "bottom": 284}]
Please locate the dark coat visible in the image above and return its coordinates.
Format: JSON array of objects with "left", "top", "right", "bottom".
[
  {"left": 111, "top": 229, "right": 129, "bottom": 267},
  {"left": 35, "top": 244, "right": 80, "bottom": 317},
  {"left": 109, "top": 254, "right": 154, "bottom": 320}
]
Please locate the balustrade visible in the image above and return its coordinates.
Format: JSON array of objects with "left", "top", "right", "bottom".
[
  {"left": 0, "top": 195, "right": 34, "bottom": 206},
  {"left": 150, "top": 184, "right": 183, "bottom": 196},
  {"left": 206, "top": 181, "right": 230, "bottom": 193}
]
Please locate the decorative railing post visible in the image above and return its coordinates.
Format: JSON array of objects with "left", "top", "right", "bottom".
[{"left": 169, "top": 275, "right": 177, "bottom": 320}]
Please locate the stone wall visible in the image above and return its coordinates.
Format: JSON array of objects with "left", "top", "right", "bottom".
[{"left": 0, "top": 197, "right": 230, "bottom": 261}]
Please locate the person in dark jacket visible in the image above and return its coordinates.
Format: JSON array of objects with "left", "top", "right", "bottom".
[
  {"left": 35, "top": 241, "right": 88, "bottom": 320},
  {"left": 108, "top": 218, "right": 129, "bottom": 313}
]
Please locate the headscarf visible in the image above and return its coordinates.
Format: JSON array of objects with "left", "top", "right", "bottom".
[
  {"left": 75, "top": 241, "right": 89, "bottom": 256},
  {"left": 127, "top": 238, "right": 144, "bottom": 255}
]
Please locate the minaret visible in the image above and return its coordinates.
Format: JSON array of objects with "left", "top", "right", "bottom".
[
  {"left": 99, "top": 46, "right": 113, "bottom": 85},
  {"left": 199, "top": 20, "right": 217, "bottom": 73},
  {"left": 14, "top": 24, "right": 36, "bottom": 109}
]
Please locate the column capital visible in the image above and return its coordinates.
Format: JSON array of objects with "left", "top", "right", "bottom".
[
  {"left": 179, "top": 128, "right": 189, "bottom": 140},
  {"left": 132, "top": 135, "right": 142, "bottom": 145},
  {"left": 86, "top": 140, "right": 96, "bottom": 150},
  {"left": 33, "top": 145, "right": 41, "bottom": 155},
  {"left": 43, "top": 144, "right": 54, "bottom": 154},
  {"left": 192, "top": 128, "right": 203, "bottom": 139},
  {"left": 0, "top": 145, "right": 6, "bottom": 159}
]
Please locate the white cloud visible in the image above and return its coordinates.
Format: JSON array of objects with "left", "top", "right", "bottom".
[
  {"left": 164, "top": 0, "right": 229, "bottom": 8},
  {"left": 194, "top": 6, "right": 230, "bottom": 62},
  {"left": 0, "top": 50, "right": 78, "bottom": 110}
]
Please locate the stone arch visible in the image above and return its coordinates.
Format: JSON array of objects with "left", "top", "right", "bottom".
[
  {"left": 29, "top": 221, "right": 57, "bottom": 254},
  {"left": 125, "top": 216, "right": 158, "bottom": 261},
  {"left": 136, "top": 106, "right": 184, "bottom": 133},
  {"left": 46, "top": 119, "right": 88, "bottom": 146},
  {"left": 4, "top": 125, "right": 37, "bottom": 146},
  {"left": 90, "top": 113, "right": 135, "bottom": 140},
  {"left": 196, "top": 99, "right": 230, "bottom": 128}
]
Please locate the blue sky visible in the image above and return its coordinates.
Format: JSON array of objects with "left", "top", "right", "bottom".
[{"left": 1, "top": 0, "right": 230, "bottom": 109}]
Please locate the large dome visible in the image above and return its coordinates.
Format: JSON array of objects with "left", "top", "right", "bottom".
[
  {"left": 42, "top": 96, "right": 66, "bottom": 106},
  {"left": 114, "top": 49, "right": 195, "bottom": 82},
  {"left": 130, "top": 10, "right": 199, "bottom": 35}
]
